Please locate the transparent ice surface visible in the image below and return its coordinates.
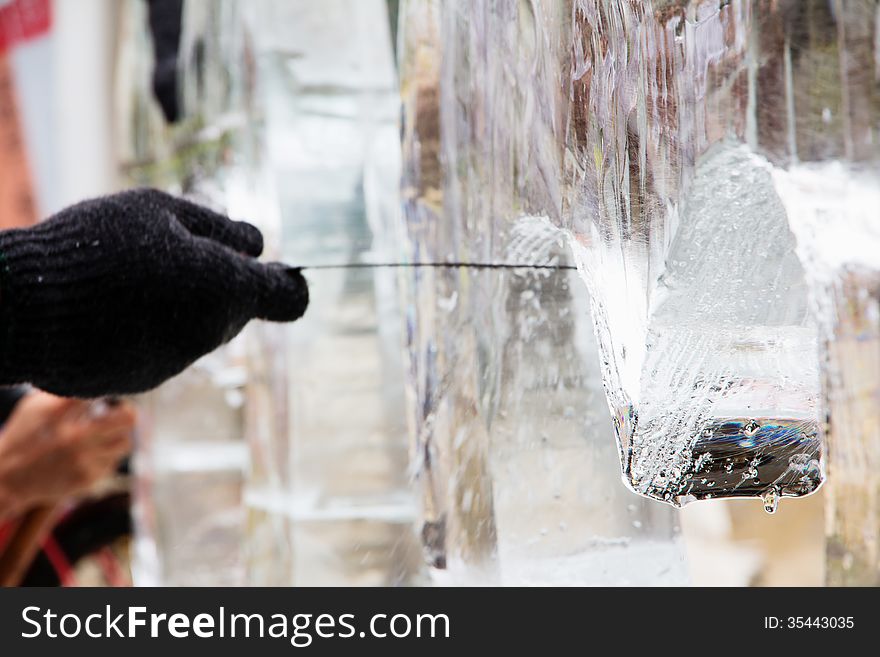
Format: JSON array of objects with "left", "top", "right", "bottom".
[
  {"left": 777, "top": 167, "right": 879, "bottom": 585},
  {"left": 764, "top": 1, "right": 880, "bottom": 584},
  {"left": 399, "top": 0, "right": 860, "bottom": 514},
  {"left": 134, "top": 361, "right": 250, "bottom": 586},
  {"left": 121, "top": 0, "right": 272, "bottom": 586},
  {"left": 243, "top": 0, "right": 425, "bottom": 586},
  {"left": 399, "top": 0, "right": 687, "bottom": 584},
  {"left": 814, "top": 269, "right": 880, "bottom": 585},
  {"left": 561, "top": 0, "right": 880, "bottom": 580},
  {"left": 123, "top": 0, "right": 425, "bottom": 586}
]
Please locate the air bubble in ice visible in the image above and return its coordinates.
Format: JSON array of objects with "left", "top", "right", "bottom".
[
  {"left": 693, "top": 452, "right": 711, "bottom": 471},
  {"left": 437, "top": 291, "right": 458, "bottom": 312}
]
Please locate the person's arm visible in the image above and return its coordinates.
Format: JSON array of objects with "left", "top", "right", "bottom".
[
  {"left": 0, "top": 476, "right": 17, "bottom": 521},
  {"left": 0, "top": 393, "right": 134, "bottom": 521},
  {"left": 0, "top": 189, "right": 308, "bottom": 398}
]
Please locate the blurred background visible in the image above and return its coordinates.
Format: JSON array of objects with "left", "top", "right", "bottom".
[{"left": 0, "top": 0, "right": 827, "bottom": 586}]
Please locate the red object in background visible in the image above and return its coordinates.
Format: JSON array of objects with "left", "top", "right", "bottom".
[
  {"left": 40, "top": 533, "right": 75, "bottom": 586},
  {"left": 0, "top": 0, "right": 48, "bottom": 229},
  {"left": 0, "top": 0, "right": 52, "bottom": 55},
  {"left": 0, "top": 56, "right": 37, "bottom": 228},
  {"left": 0, "top": 521, "right": 12, "bottom": 551}
]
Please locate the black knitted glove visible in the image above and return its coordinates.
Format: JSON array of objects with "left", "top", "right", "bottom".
[{"left": 0, "top": 188, "right": 308, "bottom": 398}]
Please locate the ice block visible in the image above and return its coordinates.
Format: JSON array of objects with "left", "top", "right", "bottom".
[{"left": 398, "top": 0, "right": 688, "bottom": 584}]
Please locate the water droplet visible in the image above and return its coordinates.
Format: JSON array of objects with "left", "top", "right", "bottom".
[
  {"left": 762, "top": 488, "right": 779, "bottom": 514},
  {"left": 632, "top": 520, "right": 642, "bottom": 529}
]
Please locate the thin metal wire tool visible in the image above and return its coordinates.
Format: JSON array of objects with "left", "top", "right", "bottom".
[{"left": 302, "top": 262, "right": 577, "bottom": 272}]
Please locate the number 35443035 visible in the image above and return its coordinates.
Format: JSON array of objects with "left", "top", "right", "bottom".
[{"left": 764, "top": 617, "right": 854, "bottom": 629}]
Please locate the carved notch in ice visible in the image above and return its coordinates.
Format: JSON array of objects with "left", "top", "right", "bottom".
[
  {"left": 566, "top": 1, "right": 823, "bottom": 508},
  {"left": 571, "top": 142, "right": 820, "bottom": 507}
]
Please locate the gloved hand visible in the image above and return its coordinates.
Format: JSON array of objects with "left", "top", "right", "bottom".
[{"left": 0, "top": 188, "right": 308, "bottom": 398}]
